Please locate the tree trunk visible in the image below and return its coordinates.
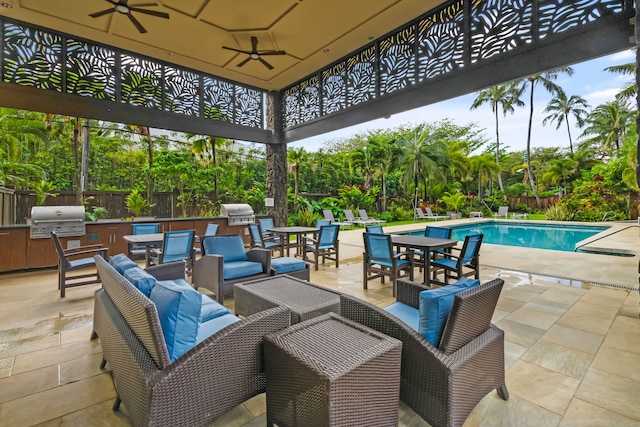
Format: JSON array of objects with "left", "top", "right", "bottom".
[
  {"left": 526, "top": 81, "right": 542, "bottom": 208},
  {"left": 73, "top": 118, "right": 81, "bottom": 205},
  {"left": 81, "top": 119, "right": 90, "bottom": 194},
  {"left": 565, "top": 113, "right": 574, "bottom": 154},
  {"left": 494, "top": 108, "right": 504, "bottom": 193}
]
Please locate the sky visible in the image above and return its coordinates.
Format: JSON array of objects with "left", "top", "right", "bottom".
[{"left": 288, "top": 50, "right": 635, "bottom": 154}]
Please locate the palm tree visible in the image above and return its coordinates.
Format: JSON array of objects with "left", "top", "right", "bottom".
[
  {"left": 470, "top": 82, "right": 523, "bottom": 192},
  {"left": 605, "top": 62, "right": 636, "bottom": 101},
  {"left": 469, "top": 153, "right": 499, "bottom": 199},
  {"left": 542, "top": 157, "right": 578, "bottom": 195},
  {"left": 397, "top": 124, "right": 448, "bottom": 206},
  {"left": 580, "top": 100, "right": 634, "bottom": 156},
  {"left": 188, "top": 133, "right": 228, "bottom": 199},
  {"left": 350, "top": 145, "right": 376, "bottom": 190},
  {"left": 517, "top": 67, "right": 573, "bottom": 208},
  {"left": 287, "top": 147, "right": 306, "bottom": 201},
  {"left": 542, "top": 92, "right": 589, "bottom": 154}
]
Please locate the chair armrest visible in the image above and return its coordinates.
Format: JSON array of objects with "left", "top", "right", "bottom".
[
  {"left": 63, "top": 243, "right": 103, "bottom": 254},
  {"left": 63, "top": 247, "right": 108, "bottom": 259},
  {"left": 393, "top": 249, "right": 414, "bottom": 260},
  {"left": 247, "top": 249, "right": 271, "bottom": 273},
  {"left": 396, "top": 279, "right": 431, "bottom": 308},
  {"left": 146, "top": 261, "right": 186, "bottom": 281},
  {"left": 301, "top": 235, "right": 318, "bottom": 245},
  {"left": 150, "top": 306, "right": 292, "bottom": 412},
  {"left": 193, "top": 254, "right": 224, "bottom": 291}
]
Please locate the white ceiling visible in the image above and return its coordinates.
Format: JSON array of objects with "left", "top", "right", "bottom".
[{"left": 1, "top": 0, "right": 443, "bottom": 90}]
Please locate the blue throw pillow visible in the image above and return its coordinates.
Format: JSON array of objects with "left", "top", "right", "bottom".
[
  {"left": 123, "top": 267, "right": 157, "bottom": 297},
  {"left": 418, "top": 278, "right": 480, "bottom": 346},
  {"left": 149, "top": 280, "right": 203, "bottom": 362},
  {"left": 109, "top": 253, "right": 138, "bottom": 275}
]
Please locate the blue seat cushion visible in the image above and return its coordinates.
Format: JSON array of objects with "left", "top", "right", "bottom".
[
  {"left": 223, "top": 261, "right": 263, "bottom": 280},
  {"left": 123, "top": 266, "right": 157, "bottom": 297},
  {"left": 196, "top": 313, "right": 241, "bottom": 343},
  {"left": 149, "top": 280, "right": 203, "bottom": 362},
  {"left": 271, "top": 257, "right": 307, "bottom": 274},
  {"left": 418, "top": 278, "right": 480, "bottom": 346},
  {"left": 204, "top": 235, "right": 247, "bottom": 262},
  {"left": 384, "top": 302, "right": 419, "bottom": 331},
  {"left": 109, "top": 253, "right": 138, "bottom": 274},
  {"left": 200, "top": 295, "right": 232, "bottom": 322}
]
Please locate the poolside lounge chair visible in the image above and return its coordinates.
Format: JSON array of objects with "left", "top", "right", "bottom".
[
  {"left": 358, "top": 209, "right": 386, "bottom": 224},
  {"left": 343, "top": 209, "right": 368, "bottom": 226},
  {"left": 424, "top": 207, "right": 448, "bottom": 221},
  {"left": 322, "top": 209, "right": 353, "bottom": 228},
  {"left": 494, "top": 206, "right": 509, "bottom": 219}
]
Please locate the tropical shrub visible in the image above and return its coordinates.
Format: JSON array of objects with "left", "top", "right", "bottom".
[
  {"left": 125, "top": 188, "right": 154, "bottom": 217},
  {"left": 545, "top": 204, "right": 576, "bottom": 221}
]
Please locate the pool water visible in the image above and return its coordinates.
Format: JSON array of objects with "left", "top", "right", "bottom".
[{"left": 405, "top": 222, "right": 609, "bottom": 252}]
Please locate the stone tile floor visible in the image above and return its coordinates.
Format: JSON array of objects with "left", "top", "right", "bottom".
[{"left": 1, "top": 221, "right": 639, "bottom": 426}]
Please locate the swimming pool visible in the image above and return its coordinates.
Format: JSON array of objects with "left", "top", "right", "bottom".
[{"left": 404, "top": 222, "right": 609, "bottom": 252}]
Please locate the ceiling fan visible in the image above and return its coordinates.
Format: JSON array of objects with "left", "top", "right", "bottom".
[
  {"left": 89, "top": 0, "right": 169, "bottom": 34},
  {"left": 223, "top": 37, "right": 286, "bottom": 70}
]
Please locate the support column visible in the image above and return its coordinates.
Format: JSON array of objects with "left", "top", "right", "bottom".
[{"left": 266, "top": 91, "right": 288, "bottom": 226}]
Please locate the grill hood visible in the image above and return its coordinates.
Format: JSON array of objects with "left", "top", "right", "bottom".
[
  {"left": 30, "top": 206, "right": 86, "bottom": 239},
  {"left": 220, "top": 203, "right": 254, "bottom": 225}
]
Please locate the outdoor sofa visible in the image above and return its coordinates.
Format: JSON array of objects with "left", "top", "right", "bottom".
[{"left": 92, "top": 254, "right": 290, "bottom": 427}]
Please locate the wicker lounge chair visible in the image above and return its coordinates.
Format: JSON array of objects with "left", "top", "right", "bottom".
[{"left": 340, "top": 278, "right": 508, "bottom": 427}]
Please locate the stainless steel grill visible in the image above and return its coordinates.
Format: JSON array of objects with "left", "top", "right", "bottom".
[
  {"left": 220, "top": 203, "right": 255, "bottom": 226},
  {"left": 30, "top": 206, "right": 86, "bottom": 239}
]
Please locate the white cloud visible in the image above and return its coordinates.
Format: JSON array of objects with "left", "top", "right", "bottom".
[
  {"left": 583, "top": 88, "right": 620, "bottom": 105},
  {"left": 610, "top": 49, "right": 635, "bottom": 62}
]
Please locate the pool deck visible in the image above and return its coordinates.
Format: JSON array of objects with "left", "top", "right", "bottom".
[{"left": 338, "top": 219, "right": 640, "bottom": 291}]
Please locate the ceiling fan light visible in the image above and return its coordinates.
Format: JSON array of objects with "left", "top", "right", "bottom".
[
  {"left": 250, "top": 53, "right": 260, "bottom": 60},
  {"left": 115, "top": 5, "right": 130, "bottom": 14}
]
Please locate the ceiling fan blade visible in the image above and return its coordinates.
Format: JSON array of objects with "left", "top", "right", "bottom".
[
  {"left": 223, "top": 46, "right": 251, "bottom": 54},
  {"left": 259, "top": 51, "right": 286, "bottom": 56},
  {"left": 258, "top": 57, "right": 274, "bottom": 70},
  {"left": 106, "top": 0, "right": 120, "bottom": 6},
  {"left": 250, "top": 37, "right": 258, "bottom": 53},
  {"left": 90, "top": 8, "right": 116, "bottom": 18},
  {"left": 129, "top": 7, "right": 170, "bottom": 19},
  {"left": 237, "top": 57, "right": 252, "bottom": 67},
  {"left": 127, "top": 13, "right": 147, "bottom": 33}
]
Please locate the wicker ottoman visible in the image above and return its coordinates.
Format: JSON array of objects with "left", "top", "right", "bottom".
[
  {"left": 234, "top": 275, "right": 340, "bottom": 324},
  {"left": 264, "top": 313, "right": 402, "bottom": 427}
]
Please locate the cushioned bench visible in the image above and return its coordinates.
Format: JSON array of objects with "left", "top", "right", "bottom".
[
  {"left": 270, "top": 256, "right": 310, "bottom": 281},
  {"left": 92, "top": 254, "right": 290, "bottom": 427}
]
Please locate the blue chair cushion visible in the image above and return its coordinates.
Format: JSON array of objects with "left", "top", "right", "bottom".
[
  {"left": 200, "top": 295, "right": 232, "bottom": 322},
  {"left": 418, "top": 278, "right": 480, "bottom": 346},
  {"left": 384, "top": 302, "right": 419, "bottom": 331},
  {"left": 196, "top": 313, "right": 241, "bottom": 343},
  {"left": 109, "top": 253, "right": 138, "bottom": 274},
  {"left": 123, "top": 267, "right": 157, "bottom": 297},
  {"left": 149, "top": 280, "right": 203, "bottom": 362},
  {"left": 223, "top": 261, "right": 263, "bottom": 280},
  {"left": 203, "top": 235, "right": 248, "bottom": 262},
  {"left": 271, "top": 257, "right": 307, "bottom": 274}
]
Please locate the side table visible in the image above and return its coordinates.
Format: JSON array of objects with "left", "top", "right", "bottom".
[
  {"left": 264, "top": 313, "right": 402, "bottom": 427},
  {"left": 234, "top": 275, "right": 340, "bottom": 324}
]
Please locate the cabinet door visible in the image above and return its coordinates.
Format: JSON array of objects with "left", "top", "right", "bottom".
[
  {"left": 0, "top": 229, "right": 28, "bottom": 272},
  {"left": 27, "top": 234, "right": 88, "bottom": 269},
  {"left": 165, "top": 220, "right": 195, "bottom": 232},
  {"left": 86, "top": 224, "right": 129, "bottom": 257}
]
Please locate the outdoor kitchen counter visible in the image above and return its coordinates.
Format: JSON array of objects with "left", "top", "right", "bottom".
[{"left": 0, "top": 215, "right": 266, "bottom": 273}]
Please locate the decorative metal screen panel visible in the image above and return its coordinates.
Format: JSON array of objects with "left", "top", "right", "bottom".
[
  {"left": 1, "top": 18, "right": 265, "bottom": 129},
  {"left": 538, "top": 0, "right": 624, "bottom": 38},
  {"left": 417, "top": 1, "right": 465, "bottom": 82},
  {"left": 281, "top": 0, "right": 626, "bottom": 129},
  {"left": 66, "top": 39, "right": 116, "bottom": 101},
  {"left": 469, "top": 0, "right": 534, "bottom": 64},
  {"left": 347, "top": 46, "right": 377, "bottom": 106},
  {"left": 203, "top": 77, "right": 233, "bottom": 122},
  {"left": 164, "top": 66, "right": 199, "bottom": 116},
  {"left": 3, "top": 22, "right": 63, "bottom": 91},
  {"left": 299, "top": 75, "right": 320, "bottom": 123},
  {"left": 379, "top": 26, "right": 416, "bottom": 95}
]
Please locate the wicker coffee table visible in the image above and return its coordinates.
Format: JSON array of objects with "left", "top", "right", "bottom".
[
  {"left": 233, "top": 275, "right": 340, "bottom": 324},
  {"left": 264, "top": 313, "right": 402, "bottom": 427}
]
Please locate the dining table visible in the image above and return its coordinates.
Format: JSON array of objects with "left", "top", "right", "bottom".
[
  {"left": 267, "top": 226, "right": 319, "bottom": 258},
  {"left": 390, "top": 234, "right": 458, "bottom": 287}
]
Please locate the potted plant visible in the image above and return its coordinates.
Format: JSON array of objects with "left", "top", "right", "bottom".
[
  {"left": 126, "top": 189, "right": 155, "bottom": 218},
  {"left": 440, "top": 192, "right": 466, "bottom": 219}
]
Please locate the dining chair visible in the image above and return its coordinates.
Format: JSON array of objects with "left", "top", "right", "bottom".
[
  {"left": 248, "top": 223, "right": 281, "bottom": 255},
  {"left": 362, "top": 232, "right": 413, "bottom": 297},
  {"left": 414, "top": 226, "right": 452, "bottom": 272},
  {"left": 146, "top": 230, "right": 195, "bottom": 276},
  {"left": 51, "top": 231, "right": 108, "bottom": 297},
  {"left": 196, "top": 223, "right": 219, "bottom": 256},
  {"left": 365, "top": 224, "right": 384, "bottom": 234},
  {"left": 258, "top": 217, "right": 281, "bottom": 242},
  {"left": 431, "top": 233, "right": 483, "bottom": 285},
  {"left": 129, "top": 223, "right": 160, "bottom": 259},
  {"left": 302, "top": 224, "right": 339, "bottom": 270}
]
